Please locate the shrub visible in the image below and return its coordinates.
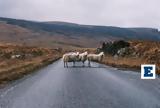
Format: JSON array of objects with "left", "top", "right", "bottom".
[{"left": 99, "top": 40, "right": 130, "bottom": 55}]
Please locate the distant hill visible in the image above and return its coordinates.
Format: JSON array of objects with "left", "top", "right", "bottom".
[{"left": 0, "top": 17, "right": 160, "bottom": 48}]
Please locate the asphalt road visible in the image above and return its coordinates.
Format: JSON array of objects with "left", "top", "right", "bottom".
[{"left": 0, "top": 60, "right": 160, "bottom": 108}]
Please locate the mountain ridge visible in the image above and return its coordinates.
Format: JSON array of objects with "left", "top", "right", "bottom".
[{"left": 0, "top": 17, "right": 160, "bottom": 48}]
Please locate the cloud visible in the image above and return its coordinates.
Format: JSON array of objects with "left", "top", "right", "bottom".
[{"left": 0, "top": 0, "right": 160, "bottom": 29}]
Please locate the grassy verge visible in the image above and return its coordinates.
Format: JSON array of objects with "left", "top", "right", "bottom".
[
  {"left": 0, "top": 55, "right": 61, "bottom": 88},
  {"left": 101, "top": 56, "right": 141, "bottom": 71},
  {"left": 100, "top": 55, "right": 160, "bottom": 74},
  {"left": 0, "top": 44, "right": 62, "bottom": 87}
]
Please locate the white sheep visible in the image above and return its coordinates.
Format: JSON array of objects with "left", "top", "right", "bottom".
[
  {"left": 11, "top": 55, "right": 21, "bottom": 59},
  {"left": 87, "top": 52, "right": 104, "bottom": 67},
  {"left": 63, "top": 52, "right": 79, "bottom": 67},
  {"left": 78, "top": 51, "right": 88, "bottom": 66}
]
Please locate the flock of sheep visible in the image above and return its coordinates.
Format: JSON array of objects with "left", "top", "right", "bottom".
[{"left": 62, "top": 51, "right": 104, "bottom": 67}]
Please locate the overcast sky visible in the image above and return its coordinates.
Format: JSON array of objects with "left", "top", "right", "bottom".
[{"left": 0, "top": 0, "right": 159, "bottom": 29}]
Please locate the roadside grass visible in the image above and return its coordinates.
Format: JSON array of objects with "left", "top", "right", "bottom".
[
  {"left": 101, "top": 55, "right": 160, "bottom": 75},
  {"left": 0, "top": 44, "right": 62, "bottom": 87},
  {"left": 101, "top": 55, "right": 143, "bottom": 71}
]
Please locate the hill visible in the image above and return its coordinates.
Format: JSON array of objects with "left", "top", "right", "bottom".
[{"left": 0, "top": 17, "right": 160, "bottom": 48}]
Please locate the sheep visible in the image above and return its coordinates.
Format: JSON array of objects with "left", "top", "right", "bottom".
[
  {"left": 11, "top": 55, "right": 21, "bottom": 59},
  {"left": 77, "top": 51, "right": 88, "bottom": 66},
  {"left": 63, "top": 52, "right": 79, "bottom": 68},
  {"left": 87, "top": 52, "right": 104, "bottom": 67}
]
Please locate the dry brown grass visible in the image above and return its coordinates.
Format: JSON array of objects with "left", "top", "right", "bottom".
[
  {"left": 0, "top": 44, "right": 62, "bottom": 87},
  {"left": 101, "top": 55, "right": 160, "bottom": 74},
  {"left": 101, "top": 55, "right": 144, "bottom": 70}
]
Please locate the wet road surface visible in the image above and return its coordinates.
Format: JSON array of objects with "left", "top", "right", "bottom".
[{"left": 0, "top": 60, "right": 160, "bottom": 108}]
